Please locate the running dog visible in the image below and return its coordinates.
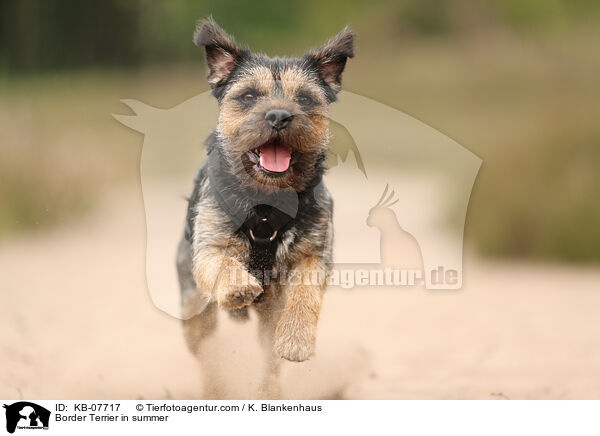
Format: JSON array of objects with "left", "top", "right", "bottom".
[{"left": 177, "top": 18, "right": 354, "bottom": 398}]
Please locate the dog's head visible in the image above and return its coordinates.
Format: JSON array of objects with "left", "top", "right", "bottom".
[{"left": 195, "top": 18, "right": 355, "bottom": 191}]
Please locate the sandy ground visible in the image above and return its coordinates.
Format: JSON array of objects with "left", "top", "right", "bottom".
[{"left": 1, "top": 183, "right": 600, "bottom": 400}]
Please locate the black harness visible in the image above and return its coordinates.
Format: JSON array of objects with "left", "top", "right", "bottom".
[
  {"left": 218, "top": 200, "right": 293, "bottom": 287},
  {"left": 184, "top": 144, "right": 321, "bottom": 285},
  {"left": 185, "top": 138, "right": 322, "bottom": 290},
  {"left": 239, "top": 204, "right": 293, "bottom": 247},
  {"left": 183, "top": 168, "right": 298, "bottom": 249}
]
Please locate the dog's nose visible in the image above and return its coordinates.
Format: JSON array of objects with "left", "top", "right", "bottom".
[{"left": 265, "top": 109, "right": 293, "bottom": 130}]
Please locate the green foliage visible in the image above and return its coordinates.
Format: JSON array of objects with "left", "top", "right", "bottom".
[
  {"left": 3, "top": 0, "right": 600, "bottom": 71},
  {"left": 470, "top": 130, "right": 600, "bottom": 262},
  {"left": 1, "top": 0, "right": 600, "bottom": 263},
  {"left": 0, "top": 159, "right": 90, "bottom": 237}
]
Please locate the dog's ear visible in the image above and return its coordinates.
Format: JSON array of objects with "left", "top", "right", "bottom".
[
  {"left": 305, "top": 27, "right": 355, "bottom": 93},
  {"left": 194, "top": 18, "right": 246, "bottom": 87}
]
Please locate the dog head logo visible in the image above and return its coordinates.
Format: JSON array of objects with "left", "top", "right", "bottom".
[{"left": 3, "top": 402, "right": 50, "bottom": 434}]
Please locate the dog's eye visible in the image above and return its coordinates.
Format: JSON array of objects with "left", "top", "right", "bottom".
[
  {"left": 241, "top": 92, "right": 257, "bottom": 103},
  {"left": 297, "top": 95, "right": 313, "bottom": 106}
]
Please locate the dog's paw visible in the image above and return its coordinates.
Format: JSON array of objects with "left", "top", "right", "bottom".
[
  {"left": 217, "top": 273, "right": 263, "bottom": 310},
  {"left": 273, "top": 319, "right": 316, "bottom": 362}
]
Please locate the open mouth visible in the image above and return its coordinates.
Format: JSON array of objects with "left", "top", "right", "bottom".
[{"left": 246, "top": 141, "right": 293, "bottom": 174}]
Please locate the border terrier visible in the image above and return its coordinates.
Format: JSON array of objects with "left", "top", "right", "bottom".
[{"left": 176, "top": 18, "right": 354, "bottom": 398}]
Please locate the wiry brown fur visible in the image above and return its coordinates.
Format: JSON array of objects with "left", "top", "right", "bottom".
[
  {"left": 216, "top": 69, "right": 331, "bottom": 192},
  {"left": 177, "top": 18, "right": 354, "bottom": 399}
]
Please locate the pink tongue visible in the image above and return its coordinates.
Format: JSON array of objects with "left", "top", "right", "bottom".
[{"left": 259, "top": 143, "right": 291, "bottom": 172}]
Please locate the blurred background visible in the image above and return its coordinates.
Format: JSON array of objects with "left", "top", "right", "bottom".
[
  {"left": 1, "top": 0, "right": 599, "bottom": 260},
  {"left": 1, "top": 0, "right": 600, "bottom": 399}
]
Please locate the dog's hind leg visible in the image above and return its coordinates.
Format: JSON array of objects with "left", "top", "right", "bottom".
[
  {"left": 182, "top": 302, "right": 222, "bottom": 398},
  {"left": 254, "top": 285, "right": 286, "bottom": 399},
  {"left": 177, "top": 237, "right": 222, "bottom": 398}
]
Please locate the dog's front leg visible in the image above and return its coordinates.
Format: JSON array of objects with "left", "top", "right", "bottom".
[
  {"left": 273, "top": 256, "right": 328, "bottom": 362},
  {"left": 193, "top": 246, "right": 263, "bottom": 310}
]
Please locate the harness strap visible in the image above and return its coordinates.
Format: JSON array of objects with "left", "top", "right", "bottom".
[
  {"left": 188, "top": 139, "right": 321, "bottom": 250},
  {"left": 240, "top": 204, "right": 293, "bottom": 248}
]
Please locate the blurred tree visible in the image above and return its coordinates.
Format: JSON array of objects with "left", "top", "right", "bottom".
[
  {"left": 2, "top": 0, "right": 600, "bottom": 73},
  {"left": 0, "top": 0, "right": 142, "bottom": 72}
]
